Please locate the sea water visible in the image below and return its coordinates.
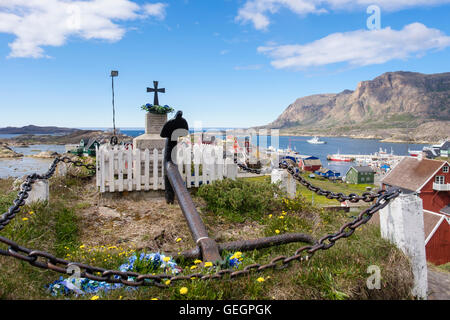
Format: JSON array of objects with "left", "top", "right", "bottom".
[
  {"left": 0, "top": 144, "right": 66, "bottom": 178},
  {"left": 0, "top": 129, "right": 427, "bottom": 178},
  {"left": 119, "top": 130, "right": 426, "bottom": 175}
]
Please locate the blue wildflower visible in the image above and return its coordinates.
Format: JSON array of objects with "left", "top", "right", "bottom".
[{"left": 46, "top": 252, "right": 181, "bottom": 297}]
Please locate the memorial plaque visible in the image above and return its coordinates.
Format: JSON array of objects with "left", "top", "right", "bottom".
[{"left": 146, "top": 113, "right": 167, "bottom": 135}]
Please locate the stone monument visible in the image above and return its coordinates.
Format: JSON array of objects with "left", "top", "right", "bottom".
[{"left": 133, "top": 81, "right": 172, "bottom": 151}]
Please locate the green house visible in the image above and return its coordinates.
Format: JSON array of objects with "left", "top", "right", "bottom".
[
  {"left": 345, "top": 166, "right": 375, "bottom": 184},
  {"left": 70, "top": 138, "right": 100, "bottom": 157},
  {"left": 82, "top": 138, "right": 100, "bottom": 156}
]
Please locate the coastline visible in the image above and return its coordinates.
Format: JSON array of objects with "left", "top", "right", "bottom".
[{"left": 275, "top": 133, "right": 433, "bottom": 144}]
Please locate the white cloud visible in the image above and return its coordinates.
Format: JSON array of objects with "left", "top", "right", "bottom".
[
  {"left": 258, "top": 23, "right": 450, "bottom": 69},
  {"left": 143, "top": 2, "right": 167, "bottom": 20},
  {"left": 234, "top": 64, "right": 263, "bottom": 70},
  {"left": 0, "top": 0, "right": 167, "bottom": 58},
  {"left": 236, "top": 0, "right": 450, "bottom": 30}
]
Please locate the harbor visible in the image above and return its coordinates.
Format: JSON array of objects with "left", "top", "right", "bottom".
[{"left": 225, "top": 134, "right": 429, "bottom": 178}]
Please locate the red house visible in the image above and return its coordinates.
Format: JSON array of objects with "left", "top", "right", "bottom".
[
  {"left": 299, "top": 156, "right": 322, "bottom": 172},
  {"left": 382, "top": 158, "right": 450, "bottom": 265}
]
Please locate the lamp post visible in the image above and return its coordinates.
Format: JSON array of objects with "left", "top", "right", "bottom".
[{"left": 110, "top": 70, "right": 118, "bottom": 144}]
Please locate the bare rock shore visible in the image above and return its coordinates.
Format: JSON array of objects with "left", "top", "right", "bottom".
[{"left": 0, "top": 142, "right": 23, "bottom": 158}]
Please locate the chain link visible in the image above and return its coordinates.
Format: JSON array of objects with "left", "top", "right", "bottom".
[
  {"left": 0, "top": 156, "right": 95, "bottom": 231},
  {"left": 0, "top": 154, "right": 401, "bottom": 288},
  {"left": 234, "top": 158, "right": 383, "bottom": 203}
]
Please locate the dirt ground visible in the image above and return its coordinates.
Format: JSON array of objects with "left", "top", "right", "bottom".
[{"left": 76, "top": 180, "right": 265, "bottom": 256}]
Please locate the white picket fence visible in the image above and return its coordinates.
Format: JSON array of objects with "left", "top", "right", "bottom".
[{"left": 96, "top": 144, "right": 238, "bottom": 193}]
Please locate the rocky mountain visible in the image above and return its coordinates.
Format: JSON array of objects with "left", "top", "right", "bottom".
[{"left": 266, "top": 71, "right": 450, "bottom": 143}]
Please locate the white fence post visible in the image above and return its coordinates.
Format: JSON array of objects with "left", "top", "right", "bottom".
[
  {"left": 97, "top": 144, "right": 239, "bottom": 192},
  {"left": 379, "top": 193, "right": 428, "bottom": 299},
  {"left": 153, "top": 148, "right": 159, "bottom": 190}
]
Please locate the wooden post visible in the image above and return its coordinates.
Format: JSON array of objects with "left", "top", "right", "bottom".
[
  {"left": 135, "top": 148, "right": 141, "bottom": 191},
  {"left": 118, "top": 148, "right": 124, "bottom": 192},
  {"left": 144, "top": 148, "right": 150, "bottom": 191},
  {"left": 153, "top": 148, "right": 158, "bottom": 190}
]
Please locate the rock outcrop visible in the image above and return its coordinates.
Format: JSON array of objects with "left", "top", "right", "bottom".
[
  {"left": 0, "top": 142, "right": 23, "bottom": 158},
  {"left": 266, "top": 71, "right": 450, "bottom": 143}
]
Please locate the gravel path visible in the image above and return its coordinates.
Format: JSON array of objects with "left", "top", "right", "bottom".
[{"left": 428, "top": 268, "right": 450, "bottom": 300}]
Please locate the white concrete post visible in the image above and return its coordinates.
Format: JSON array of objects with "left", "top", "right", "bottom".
[
  {"left": 25, "top": 180, "right": 49, "bottom": 205},
  {"left": 271, "top": 169, "right": 296, "bottom": 199},
  {"left": 56, "top": 162, "right": 68, "bottom": 177},
  {"left": 225, "top": 163, "right": 238, "bottom": 180},
  {"left": 379, "top": 193, "right": 428, "bottom": 299}
]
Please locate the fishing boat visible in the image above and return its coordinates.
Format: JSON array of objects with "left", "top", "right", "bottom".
[
  {"left": 408, "top": 148, "right": 422, "bottom": 157},
  {"left": 327, "top": 154, "right": 354, "bottom": 162},
  {"left": 327, "top": 149, "right": 354, "bottom": 162},
  {"left": 307, "top": 136, "right": 326, "bottom": 144}
]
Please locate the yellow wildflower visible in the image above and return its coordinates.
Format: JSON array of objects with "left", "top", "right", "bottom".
[
  {"left": 180, "top": 287, "right": 188, "bottom": 295},
  {"left": 176, "top": 237, "right": 182, "bottom": 243},
  {"left": 194, "top": 259, "right": 202, "bottom": 264},
  {"left": 29, "top": 211, "right": 34, "bottom": 215},
  {"left": 275, "top": 229, "right": 280, "bottom": 234},
  {"left": 151, "top": 298, "right": 158, "bottom": 300},
  {"left": 256, "top": 277, "right": 265, "bottom": 283},
  {"left": 190, "top": 265, "right": 197, "bottom": 270},
  {"left": 79, "top": 245, "right": 86, "bottom": 249},
  {"left": 22, "top": 217, "right": 28, "bottom": 221},
  {"left": 163, "top": 257, "right": 171, "bottom": 262},
  {"left": 165, "top": 280, "right": 171, "bottom": 285},
  {"left": 90, "top": 295, "right": 100, "bottom": 300},
  {"left": 204, "top": 262, "right": 213, "bottom": 268},
  {"left": 268, "top": 214, "right": 272, "bottom": 218},
  {"left": 279, "top": 215, "right": 284, "bottom": 219}
]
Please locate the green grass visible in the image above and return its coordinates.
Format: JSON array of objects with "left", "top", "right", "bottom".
[
  {"left": 196, "top": 177, "right": 285, "bottom": 223},
  {"left": 432, "top": 262, "right": 450, "bottom": 273},
  {"left": 0, "top": 173, "right": 414, "bottom": 300},
  {"left": 277, "top": 173, "right": 378, "bottom": 207}
]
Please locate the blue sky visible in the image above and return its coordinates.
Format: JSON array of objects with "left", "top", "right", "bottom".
[{"left": 0, "top": 0, "right": 449, "bottom": 129}]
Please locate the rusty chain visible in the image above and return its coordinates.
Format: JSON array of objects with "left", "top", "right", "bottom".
[
  {"left": 235, "top": 157, "right": 383, "bottom": 203},
  {"left": 0, "top": 156, "right": 95, "bottom": 232},
  {"left": 0, "top": 155, "right": 401, "bottom": 289},
  {"left": 279, "top": 162, "right": 384, "bottom": 203}
]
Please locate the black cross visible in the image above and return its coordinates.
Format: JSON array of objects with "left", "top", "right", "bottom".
[{"left": 147, "top": 81, "right": 165, "bottom": 106}]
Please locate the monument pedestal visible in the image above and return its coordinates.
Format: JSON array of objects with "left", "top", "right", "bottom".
[{"left": 133, "top": 113, "right": 167, "bottom": 151}]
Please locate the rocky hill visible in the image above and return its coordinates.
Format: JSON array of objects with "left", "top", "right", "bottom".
[
  {"left": 2, "top": 130, "right": 133, "bottom": 146},
  {"left": 265, "top": 71, "right": 450, "bottom": 143},
  {"left": 0, "top": 125, "right": 78, "bottom": 134}
]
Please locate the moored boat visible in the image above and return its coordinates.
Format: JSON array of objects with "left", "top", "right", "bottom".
[
  {"left": 408, "top": 148, "right": 422, "bottom": 157},
  {"left": 307, "top": 136, "right": 326, "bottom": 144},
  {"left": 327, "top": 154, "right": 354, "bottom": 162}
]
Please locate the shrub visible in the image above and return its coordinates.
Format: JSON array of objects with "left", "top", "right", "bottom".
[{"left": 196, "top": 178, "right": 285, "bottom": 222}]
